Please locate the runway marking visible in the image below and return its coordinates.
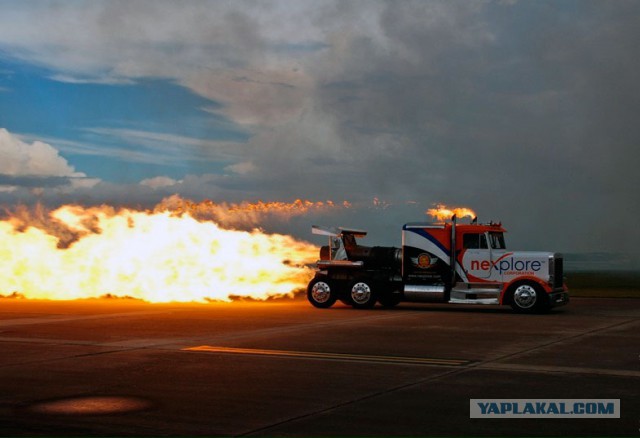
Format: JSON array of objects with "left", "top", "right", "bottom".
[
  {"left": 183, "top": 345, "right": 470, "bottom": 367},
  {"left": 479, "top": 362, "right": 640, "bottom": 378}
]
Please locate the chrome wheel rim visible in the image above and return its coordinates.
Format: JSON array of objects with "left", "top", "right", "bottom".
[
  {"left": 514, "top": 284, "right": 537, "bottom": 309},
  {"left": 351, "top": 282, "right": 371, "bottom": 305},
  {"left": 311, "top": 281, "right": 331, "bottom": 303}
]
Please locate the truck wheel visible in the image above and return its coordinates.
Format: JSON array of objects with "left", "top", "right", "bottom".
[
  {"left": 378, "top": 294, "right": 401, "bottom": 308},
  {"left": 509, "top": 282, "right": 548, "bottom": 314},
  {"left": 307, "top": 278, "right": 337, "bottom": 308},
  {"left": 349, "top": 281, "right": 377, "bottom": 309}
]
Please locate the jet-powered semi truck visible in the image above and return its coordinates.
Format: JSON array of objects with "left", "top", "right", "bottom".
[{"left": 307, "top": 216, "right": 569, "bottom": 313}]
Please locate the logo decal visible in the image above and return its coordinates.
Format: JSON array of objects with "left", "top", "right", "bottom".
[
  {"left": 469, "top": 252, "right": 543, "bottom": 274},
  {"left": 414, "top": 253, "right": 436, "bottom": 269}
]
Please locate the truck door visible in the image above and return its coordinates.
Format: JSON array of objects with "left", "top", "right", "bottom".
[
  {"left": 461, "top": 232, "right": 493, "bottom": 280},
  {"left": 486, "top": 231, "right": 508, "bottom": 282}
]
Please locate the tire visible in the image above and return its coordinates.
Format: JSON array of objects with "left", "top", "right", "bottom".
[
  {"left": 378, "top": 286, "right": 402, "bottom": 309},
  {"left": 307, "top": 278, "right": 337, "bottom": 308},
  {"left": 378, "top": 293, "right": 401, "bottom": 308},
  {"left": 349, "top": 280, "right": 377, "bottom": 309},
  {"left": 509, "top": 282, "right": 549, "bottom": 314}
]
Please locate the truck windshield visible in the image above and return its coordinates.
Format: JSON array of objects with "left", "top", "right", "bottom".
[
  {"left": 463, "top": 233, "right": 488, "bottom": 249},
  {"left": 489, "top": 232, "right": 506, "bottom": 249}
]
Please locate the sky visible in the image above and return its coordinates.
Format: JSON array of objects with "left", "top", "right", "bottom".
[{"left": 0, "top": 0, "right": 639, "bottom": 255}]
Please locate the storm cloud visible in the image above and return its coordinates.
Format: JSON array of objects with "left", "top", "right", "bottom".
[{"left": 0, "top": 0, "right": 638, "bottom": 253}]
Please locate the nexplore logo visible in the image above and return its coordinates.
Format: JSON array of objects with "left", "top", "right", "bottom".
[
  {"left": 469, "top": 252, "right": 543, "bottom": 274},
  {"left": 470, "top": 399, "right": 620, "bottom": 418}
]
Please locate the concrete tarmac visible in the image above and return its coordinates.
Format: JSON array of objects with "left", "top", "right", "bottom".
[{"left": 0, "top": 296, "right": 638, "bottom": 436}]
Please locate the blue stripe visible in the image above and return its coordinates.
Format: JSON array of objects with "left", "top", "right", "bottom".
[{"left": 407, "top": 228, "right": 450, "bottom": 257}]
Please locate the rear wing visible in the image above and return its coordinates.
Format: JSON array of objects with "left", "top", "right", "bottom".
[
  {"left": 312, "top": 225, "right": 367, "bottom": 237},
  {"left": 312, "top": 225, "right": 367, "bottom": 264}
]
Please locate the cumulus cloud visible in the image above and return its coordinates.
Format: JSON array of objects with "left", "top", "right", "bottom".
[
  {"left": 0, "top": 128, "right": 105, "bottom": 198},
  {"left": 0, "top": 128, "right": 83, "bottom": 178},
  {"left": 0, "top": 128, "right": 102, "bottom": 195}
]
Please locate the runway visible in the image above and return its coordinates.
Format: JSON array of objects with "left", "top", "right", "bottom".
[{"left": 0, "top": 296, "right": 638, "bottom": 436}]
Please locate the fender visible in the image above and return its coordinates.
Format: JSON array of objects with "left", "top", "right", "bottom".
[{"left": 500, "top": 275, "right": 553, "bottom": 304}]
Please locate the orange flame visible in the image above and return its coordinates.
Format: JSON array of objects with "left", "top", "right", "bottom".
[
  {"left": 154, "top": 195, "right": 351, "bottom": 228},
  {"left": 0, "top": 200, "right": 325, "bottom": 302},
  {"left": 427, "top": 204, "right": 477, "bottom": 221}
]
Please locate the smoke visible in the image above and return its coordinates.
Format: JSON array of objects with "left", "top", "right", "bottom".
[
  {"left": 3, "top": 203, "right": 121, "bottom": 249},
  {"left": 153, "top": 194, "right": 350, "bottom": 229},
  {"left": 0, "top": 195, "right": 352, "bottom": 249}
]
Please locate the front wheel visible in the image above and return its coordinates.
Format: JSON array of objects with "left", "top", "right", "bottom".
[
  {"left": 307, "top": 278, "right": 337, "bottom": 308},
  {"left": 509, "top": 282, "right": 549, "bottom": 314},
  {"left": 349, "top": 280, "right": 378, "bottom": 309}
]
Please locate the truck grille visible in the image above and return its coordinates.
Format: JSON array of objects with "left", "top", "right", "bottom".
[{"left": 553, "top": 256, "right": 564, "bottom": 288}]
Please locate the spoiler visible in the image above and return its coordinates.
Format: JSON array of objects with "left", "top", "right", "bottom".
[{"left": 311, "top": 225, "right": 367, "bottom": 237}]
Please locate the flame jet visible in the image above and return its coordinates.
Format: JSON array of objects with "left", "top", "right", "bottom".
[{"left": 0, "top": 201, "right": 320, "bottom": 302}]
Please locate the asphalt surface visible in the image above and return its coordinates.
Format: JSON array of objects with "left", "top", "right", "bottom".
[{"left": 0, "top": 296, "right": 638, "bottom": 436}]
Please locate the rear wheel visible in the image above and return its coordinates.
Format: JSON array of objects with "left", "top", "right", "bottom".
[
  {"left": 307, "top": 278, "right": 337, "bottom": 308},
  {"left": 509, "top": 282, "right": 549, "bottom": 314},
  {"left": 378, "top": 293, "right": 401, "bottom": 308},
  {"left": 349, "top": 280, "right": 377, "bottom": 309}
]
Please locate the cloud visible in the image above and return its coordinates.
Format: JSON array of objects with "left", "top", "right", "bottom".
[
  {"left": 140, "top": 176, "right": 180, "bottom": 189},
  {"left": 0, "top": 1, "right": 638, "bottom": 253},
  {"left": 81, "top": 127, "right": 243, "bottom": 164},
  {"left": 0, "top": 174, "right": 77, "bottom": 188},
  {"left": 184, "top": 68, "right": 314, "bottom": 127},
  {"left": 49, "top": 74, "right": 135, "bottom": 85},
  {"left": 0, "top": 128, "right": 83, "bottom": 178},
  {"left": 0, "top": 128, "right": 103, "bottom": 195},
  {"left": 0, "top": 1, "right": 328, "bottom": 129},
  {"left": 224, "top": 161, "right": 256, "bottom": 175}
]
